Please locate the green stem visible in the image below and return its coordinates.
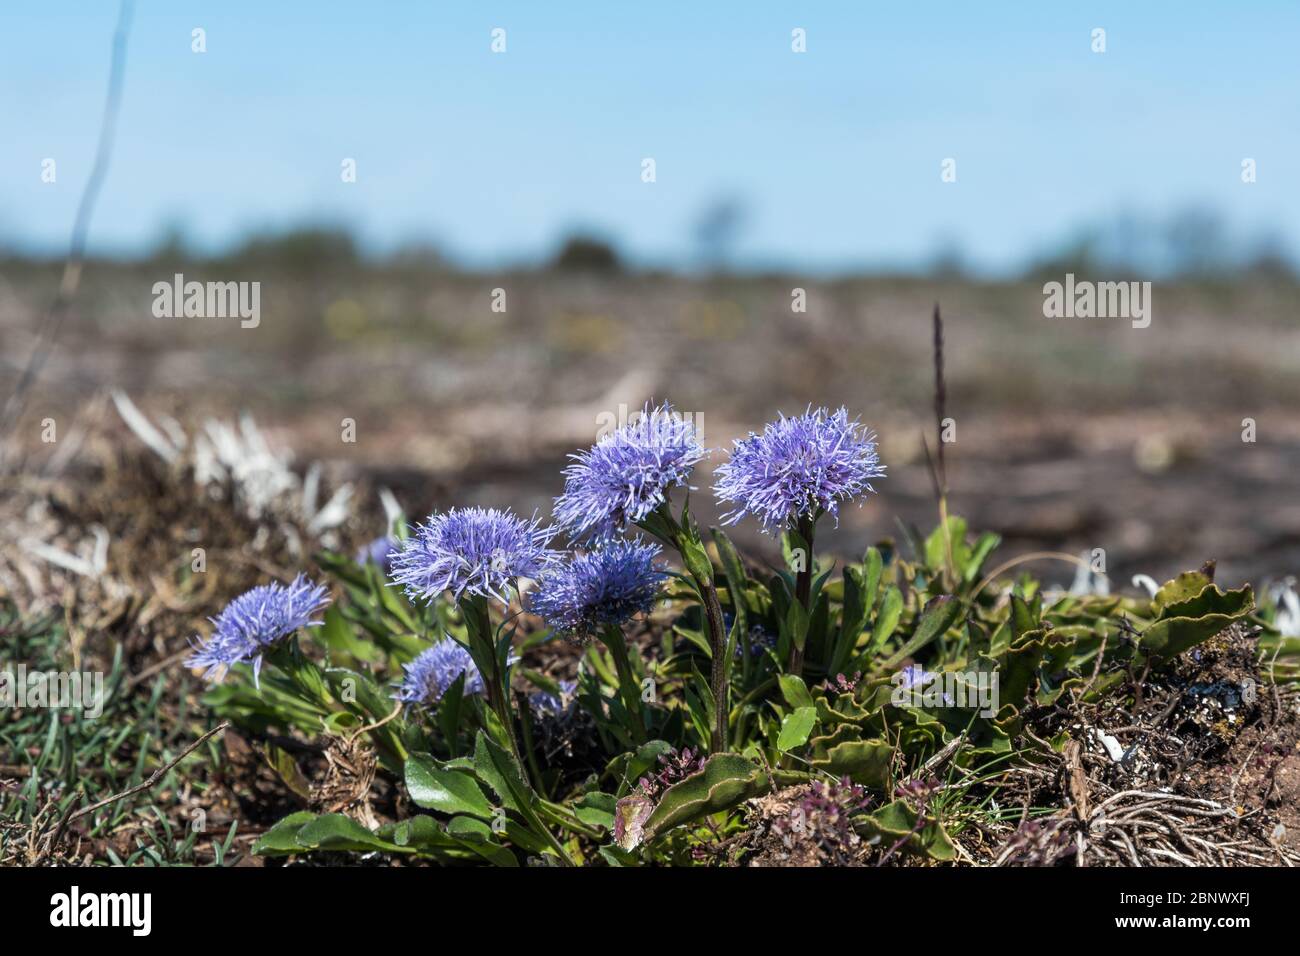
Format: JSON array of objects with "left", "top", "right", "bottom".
[
  {"left": 538, "top": 800, "right": 602, "bottom": 840},
  {"left": 938, "top": 494, "right": 957, "bottom": 591},
  {"left": 639, "top": 502, "right": 729, "bottom": 754},
  {"left": 465, "top": 598, "right": 525, "bottom": 770},
  {"left": 698, "top": 578, "right": 729, "bottom": 753},
  {"left": 514, "top": 689, "right": 549, "bottom": 797},
  {"left": 463, "top": 599, "right": 575, "bottom": 863},
  {"left": 599, "top": 625, "right": 647, "bottom": 742},
  {"left": 789, "top": 515, "right": 816, "bottom": 675}
]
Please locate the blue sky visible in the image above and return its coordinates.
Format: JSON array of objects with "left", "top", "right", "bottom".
[{"left": 2, "top": 1, "right": 1297, "bottom": 273}]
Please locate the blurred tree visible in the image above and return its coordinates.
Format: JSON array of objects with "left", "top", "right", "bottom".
[
  {"left": 224, "top": 226, "right": 359, "bottom": 274},
  {"left": 551, "top": 234, "right": 621, "bottom": 274},
  {"left": 693, "top": 195, "right": 748, "bottom": 272}
]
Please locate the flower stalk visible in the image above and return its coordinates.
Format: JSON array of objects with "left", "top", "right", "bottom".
[
  {"left": 641, "top": 502, "right": 729, "bottom": 753},
  {"left": 461, "top": 593, "right": 524, "bottom": 766},
  {"left": 788, "top": 513, "right": 816, "bottom": 676},
  {"left": 598, "top": 624, "right": 647, "bottom": 743}
]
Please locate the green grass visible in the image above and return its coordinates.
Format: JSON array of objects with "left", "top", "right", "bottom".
[{"left": 0, "top": 601, "right": 234, "bottom": 866}]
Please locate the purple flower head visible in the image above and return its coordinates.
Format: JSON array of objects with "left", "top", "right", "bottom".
[
  {"left": 554, "top": 402, "right": 708, "bottom": 542},
  {"left": 388, "top": 507, "right": 558, "bottom": 604},
  {"left": 185, "top": 574, "right": 330, "bottom": 684},
  {"left": 528, "top": 539, "right": 667, "bottom": 639},
  {"left": 395, "top": 638, "right": 484, "bottom": 706},
  {"left": 713, "top": 406, "right": 884, "bottom": 534},
  {"left": 356, "top": 534, "right": 398, "bottom": 573}
]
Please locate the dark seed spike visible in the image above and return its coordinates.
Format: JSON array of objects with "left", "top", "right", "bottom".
[{"left": 932, "top": 303, "right": 948, "bottom": 495}]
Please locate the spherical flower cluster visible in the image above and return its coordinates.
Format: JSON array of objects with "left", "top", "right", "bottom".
[
  {"left": 395, "top": 639, "right": 485, "bottom": 706},
  {"left": 388, "top": 507, "right": 558, "bottom": 604},
  {"left": 713, "top": 406, "right": 883, "bottom": 533},
  {"left": 554, "top": 403, "right": 707, "bottom": 542},
  {"left": 186, "top": 574, "right": 330, "bottom": 683},
  {"left": 528, "top": 539, "right": 667, "bottom": 639}
]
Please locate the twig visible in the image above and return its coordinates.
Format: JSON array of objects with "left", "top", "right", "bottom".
[
  {"left": 124, "top": 647, "right": 193, "bottom": 690},
  {"left": 967, "top": 550, "right": 1102, "bottom": 609},
  {"left": 46, "top": 721, "right": 229, "bottom": 853}
]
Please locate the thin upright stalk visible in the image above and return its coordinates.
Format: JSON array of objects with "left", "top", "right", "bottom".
[
  {"left": 697, "top": 577, "right": 729, "bottom": 752},
  {"left": 932, "top": 303, "right": 957, "bottom": 589},
  {"left": 788, "top": 515, "right": 816, "bottom": 675},
  {"left": 640, "top": 502, "right": 729, "bottom": 753},
  {"left": 465, "top": 598, "right": 524, "bottom": 766},
  {"left": 514, "top": 689, "right": 550, "bottom": 797},
  {"left": 599, "top": 625, "right": 647, "bottom": 743}
]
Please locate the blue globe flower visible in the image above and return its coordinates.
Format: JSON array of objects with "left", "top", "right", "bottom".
[
  {"left": 388, "top": 507, "right": 558, "bottom": 604},
  {"left": 395, "top": 638, "right": 485, "bottom": 705},
  {"left": 186, "top": 575, "right": 331, "bottom": 683},
  {"left": 713, "top": 406, "right": 884, "bottom": 533},
  {"left": 554, "top": 403, "right": 707, "bottom": 542},
  {"left": 529, "top": 538, "right": 667, "bottom": 639}
]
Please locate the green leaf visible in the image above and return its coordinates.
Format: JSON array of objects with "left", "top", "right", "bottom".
[
  {"left": 252, "top": 811, "right": 316, "bottom": 856},
  {"left": 778, "top": 674, "right": 815, "bottom": 710},
  {"left": 572, "top": 792, "right": 617, "bottom": 831},
  {"left": 963, "top": 532, "right": 1001, "bottom": 584},
  {"left": 1150, "top": 571, "right": 1213, "bottom": 614},
  {"left": 881, "top": 596, "right": 963, "bottom": 670},
  {"left": 805, "top": 590, "right": 832, "bottom": 664},
  {"left": 862, "top": 799, "right": 956, "bottom": 861},
  {"left": 861, "top": 547, "right": 884, "bottom": 610},
  {"left": 1010, "top": 594, "right": 1038, "bottom": 641},
  {"left": 782, "top": 599, "right": 810, "bottom": 652},
  {"left": 437, "top": 671, "right": 467, "bottom": 755},
  {"left": 472, "top": 730, "right": 531, "bottom": 815},
  {"left": 711, "top": 527, "right": 750, "bottom": 637},
  {"left": 295, "top": 813, "right": 408, "bottom": 854},
  {"left": 317, "top": 606, "right": 379, "bottom": 662},
  {"left": 811, "top": 738, "right": 893, "bottom": 787},
  {"left": 405, "top": 753, "right": 494, "bottom": 819},
  {"left": 264, "top": 743, "right": 311, "bottom": 800},
  {"left": 446, "top": 816, "right": 519, "bottom": 867},
  {"left": 617, "top": 753, "right": 770, "bottom": 850},
  {"left": 777, "top": 706, "right": 817, "bottom": 751},
  {"left": 924, "top": 516, "right": 968, "bottom": 574},
  {"left": 675, "top": 527, "right": 715, "bottom": 586},
  {"left": 1140, "top": 584, "right": 1254, "bottom": 658},
  {"left": 616, "top": 739, "right": 674, "bottom": 793},
  {"left": 866, "top": 586, "right": 903, "bottom": 654}
]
